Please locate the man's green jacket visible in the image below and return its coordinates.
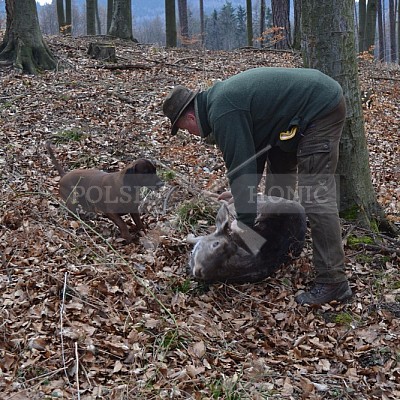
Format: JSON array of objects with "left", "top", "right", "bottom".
[{"left": 194, "top": 67, "right": 343, "bottom": 227}]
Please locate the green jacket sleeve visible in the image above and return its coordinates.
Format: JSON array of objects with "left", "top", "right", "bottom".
[{"left": 213, "top": 110, "right": 259, "bottom": 228}]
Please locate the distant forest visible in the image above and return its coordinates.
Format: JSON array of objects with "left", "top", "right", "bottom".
[{"left": 32, "top": 1, "right": 273, "bottom": 50}]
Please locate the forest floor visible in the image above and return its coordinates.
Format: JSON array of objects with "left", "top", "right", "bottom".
[{"left": 0, "top": 35, "right": 399, "bottom": 400}]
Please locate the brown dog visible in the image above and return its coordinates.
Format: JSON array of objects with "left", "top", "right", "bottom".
[{"left": 46, "top": 142, "right": 163, "bottom": 243}]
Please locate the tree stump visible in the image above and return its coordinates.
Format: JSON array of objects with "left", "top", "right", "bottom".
[{"left": 87, "top": 43, "right": 116, "bottom": 63}]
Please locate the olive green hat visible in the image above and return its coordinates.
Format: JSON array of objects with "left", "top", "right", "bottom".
[{"left": 163, "top": 85, "right": 199, "bottom": 135}]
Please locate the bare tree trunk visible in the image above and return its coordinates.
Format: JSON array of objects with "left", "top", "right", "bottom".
[
  {"left": 56, "top": 0, "right": 65, "bottom": 34},
  {"left": 382, "top": 0, "right": 387, "bottom": 59},
  {"left": 365, "top": 0, "right": 377, "bottom": 54},
  {"left": 165, "top": 0, "right": 177, "bottom": 48},
  {"left": 87, "top": 0, "right": 96, "bottom": 35},
  {"left": 398, "top": 0, "right": 400, "bottom": 63},
  {"left": 358, "top": 0, "right": 366, "bottom": 52},
  {"left": 95, "top": 0, "right": 101, "bottom": 34},
  {"left": 87, "top": 0, "right": 101, "bottom": 35},
  {"left": 177, "top": 0, "right": 189, "bottom": 46},
  {"left": 271, "top": 0, "right": 290, "bottom": 49},
  {"left": 65, "top": 0, "right": 71, "bottom": 34},
  {"left": 0, "top": 0, "right": 57, "bottom": 74},
  {"left": 108, "top": 0, "right": 133, "bottom": 40},
  {"left": 260, "top": 0, "right": 265, "bottom": 48},
  {"left": 301, "top": 0, "right": 393, "bottom": 232},
  {"left": 377, "top": 0, "right": 385, "bottom": 61},
  {"left": 199, "top": 0, "right": 204, "bottom": 45},
  {"left": 388, "top": 0, "right": 396, "bottom": 62},
  {"left": 107, "top": 0, "right": 113, "bottom": 33},
  {"left": 246, "top": 0, "right": 253, "bottom": 47},
  {"left": 292, "top": 0, "right": 301, "bottom": 50}
]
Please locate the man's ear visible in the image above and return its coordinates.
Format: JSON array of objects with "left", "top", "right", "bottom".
[{"left": 187, "top": 110, "right": 196, "bottom": 122}]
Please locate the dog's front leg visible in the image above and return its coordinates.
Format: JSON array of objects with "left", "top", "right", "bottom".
[
  {"left": 104, "top": 213, "right": 132, "bottom": 243},
  {"left": 130, "top": 213, "right": 145, "bottom": 232}
]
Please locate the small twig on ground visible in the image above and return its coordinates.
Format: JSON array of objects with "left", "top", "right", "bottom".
[
  {"left": 370, "top": 75, "right": 400, "bottom": 81},
  {"left": 353, "top": 243, "right": 400, "bottom": 255},
  {"left": 60, "top": 272, "right": 70, "bottom": 384},
  {"left": 162, "top": 185, "right": 179, "bottom": 214},
  {"left": 88, "top": 63, "right": 152, "bottom": 70},
  {"left": 75, "top": 342, "right": 81, "bottom": 400}
]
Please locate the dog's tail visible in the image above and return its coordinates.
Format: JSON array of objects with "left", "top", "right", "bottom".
[{"left": 46, "top": 141, "right": 66, "bottom": 177}]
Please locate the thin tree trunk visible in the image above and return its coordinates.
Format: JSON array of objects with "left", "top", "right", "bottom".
[
  {"left": 398, "top": 0, "right": 400, "bottom": 63},
  {"left": 301, "top": 0, "right": 392, "bottom": 232},
  {"left": 65, "top": 0, "right": 71, "bottom": 34},
  {"left": 358, "top": 0, "right": 366, "bottom": 52},
  {"left": 108, "top": 0, "right": 133, "bottom": 40},
  {"left": 177, "top": 0, "right": 189, "bottom": 46},
  {"left": 271, "top": 0, "right": 290, "bottom": 49},
  {"left": 246, "top": 0, "right": 253, "bottom": 47},
  {"left": 165, "top": 0, "right": 177, "bottom": 48},
  {"left": 365, "top": 0, "right": 377, "bottom": 54},
  {"left": 199, "top": 0, "right": 204, "bottom": 45},
  {"left": 377, "top": 0, "right": 384, "bottom": 61},
  {"left": 388, "top": 0, "right": 396, "bottom": 62},
  {"left": 260, "top": 0, "right": 265, "bottom": 48},
  {"left": 107, "top": 0, "right": 113, "bottom": 33},
  {"left": 56, "top": 0, "right": 65, "bottom": 34},
  {"left": 87, "top": 0, "right": 96, "bottom": 35},
  {"left": 292, "top": 0, "right": 301, "bottom": 50},
  {"left": 95, "top": 0, "right": 101, "bottom": 34}
]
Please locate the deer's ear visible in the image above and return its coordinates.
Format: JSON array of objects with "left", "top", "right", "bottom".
[{"left": 215, "top": 204, "right": 230, "bottom": 234}]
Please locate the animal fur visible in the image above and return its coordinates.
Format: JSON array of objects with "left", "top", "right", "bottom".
[
  {"left": 188, "top": 196, "right": 306, "bottom": 283},
  {"left": 46, "top": 141, "right": 163, "bottom": 242}
]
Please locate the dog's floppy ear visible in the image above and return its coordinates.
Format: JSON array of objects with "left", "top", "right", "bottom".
[{"left": 124, "top": 163, "right": 138, "bottom": 175}]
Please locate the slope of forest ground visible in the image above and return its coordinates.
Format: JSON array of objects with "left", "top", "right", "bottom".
[{"left": 0, "top": 35, "right": 399, "bottom": 399}]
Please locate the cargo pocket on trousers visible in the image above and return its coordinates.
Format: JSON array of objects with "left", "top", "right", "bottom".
[{"left": 297, "top": 140, "right": 331, "bottom": 174}]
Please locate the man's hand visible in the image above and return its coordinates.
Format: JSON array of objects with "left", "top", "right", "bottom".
[{"left": 230, "top": 219, "right": 245, "bottom": 233}]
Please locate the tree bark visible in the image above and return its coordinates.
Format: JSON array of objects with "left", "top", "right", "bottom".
[
  {"left": 358, "top": 0, "right": 366, "bottom": 52},
  {"left": 246, "top": 0, "right": 253, "bottom": 47},
  {"left": 365, "top": 0, "right": 377, "bottom": 54},
  {"left": 388, "top": 0, "right": 396, "bottom": 62},
  {"left": 165, "top": 0, "right": 177, "bottom": 48},
  {"left": 56, "top": 0, "right": 65, "bottom": 34},
  {"left": 108, "top": 0, "right": 133, "bottom": 40},
  {"left": 398, "top": 0, "right": 400, "bottom": 64},
  {"left": 107, "top": 0, "right": 113, "bottom": 33},
  {"left": 65, "top": 0, "right": 71, "bottom": 35},
  {"left": 95, "top": 0, "right": 101, "bottom": 35},
  {"left": 88, "top": 42, "right": 116, "bottom": 62},
  {"left": 271, "top": 0, "right": 290, "bottom": 49},
  {"left": 260, "top": 0, "right": 265, "bottom": 48},
  {"left": 199, "top": 0, "right": 204, "bottom": 46},
  {"left": 87, "top": 0, "right": 96, "bottom": 35},
  {"left": 377, "top": 0, "right": 384, "bottom": 61},
  {"left": 301, "top": 0, "right": 393, "bottom": 232},
  {"left": 177, "top": 0, "right": 189, "bottom": 46},
  {"left": 292, "top": 0, "right": 301, "bottom": 50},
  {"left": 0, "top": 0, "right": 57, "bottom": 74}
]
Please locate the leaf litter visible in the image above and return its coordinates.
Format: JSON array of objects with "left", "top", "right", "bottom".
[{"left": 0, "top": 35, "right": 399, "bottom": 399}]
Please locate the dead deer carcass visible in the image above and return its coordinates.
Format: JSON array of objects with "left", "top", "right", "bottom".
[{"left": 187, "top": 196, "right": 307, "bottom": 283}]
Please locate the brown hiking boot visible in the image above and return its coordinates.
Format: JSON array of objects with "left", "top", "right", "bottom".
[{"left": 295, "top": 281, "right": 352, "bottom": 305}]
